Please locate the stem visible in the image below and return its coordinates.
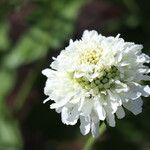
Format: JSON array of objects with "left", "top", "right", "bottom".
[{"left": 83, "top": 122, "right": 106, "bottom": 150}]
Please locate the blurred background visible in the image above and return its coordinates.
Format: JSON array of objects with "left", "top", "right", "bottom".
[{"left": 0, "top": 0, "right": 150, "bottom": 150}]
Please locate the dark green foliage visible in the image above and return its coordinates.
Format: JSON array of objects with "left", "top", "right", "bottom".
[
  {"left": 0, "top": 0, "right": 150, "bottom": 149},
  {"left": 0, "top": 0, "right": 86, "bottom": 149}
]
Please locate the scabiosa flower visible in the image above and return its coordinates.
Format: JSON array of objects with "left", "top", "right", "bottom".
[{"left": 42, "top": 30, "right": 150, "bottom": 137}]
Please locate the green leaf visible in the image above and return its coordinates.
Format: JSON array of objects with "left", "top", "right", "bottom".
[
  {"left": 0, "top": 104, "right": 22, "bottom": 150},
  {"left": 0, "top": 70, "right": 15, "bottom": 98},
  {"left": 3, "top": 27, "right": 51, "bottom": 69},
  {"left": 0, "top": 22, "right": 11, "bottom": 51},
  {"left": 60, "top": 0, "right": 86, "bottom": 20}
]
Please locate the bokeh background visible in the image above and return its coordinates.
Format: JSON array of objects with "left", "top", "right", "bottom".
[{"left": 0, "top": 0, "right": 150, "bottom": 150}]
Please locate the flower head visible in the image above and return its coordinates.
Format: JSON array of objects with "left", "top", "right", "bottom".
[{"left": 42, "top": 30, "right": 150, "bottom": 137}]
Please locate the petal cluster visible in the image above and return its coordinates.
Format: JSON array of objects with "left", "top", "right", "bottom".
[{"left": 42, "top": 30, "right": 150, "bottom": 137}]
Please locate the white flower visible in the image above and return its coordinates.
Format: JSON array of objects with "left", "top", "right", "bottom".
[{"left": 42, "top": 30, "right": 150, "bottom": 137}]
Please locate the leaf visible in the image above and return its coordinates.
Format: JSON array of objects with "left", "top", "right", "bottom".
[
  {"left": 1, "top": 0, "right": 87, "bottom": 69},
  {"left": 3, "top": 27, "right": 51, "bottom": 69},
  {"left": 0, "top": 70, "right": 15, "bottom": 98},
  {"left": 0, "top": 103, "right": 22, "bottom": 150},
  {"left": 0, "top": 22, "right": 11, "bottom": 51},
  {"left": 60, "top": 0, "right": 86, "bottom": 20}
]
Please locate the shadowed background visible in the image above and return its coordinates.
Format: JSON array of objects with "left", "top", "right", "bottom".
[{"left": 0, "top": 0, "right": 150, "bottom": 150}]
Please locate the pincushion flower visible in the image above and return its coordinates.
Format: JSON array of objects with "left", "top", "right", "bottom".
[{"left": 42, "top": 30, "right": 150, "bottom": 137}]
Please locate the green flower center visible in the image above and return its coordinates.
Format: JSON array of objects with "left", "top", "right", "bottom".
[{"left": 75, "top": 66, "right": 120, "bottom": 92}]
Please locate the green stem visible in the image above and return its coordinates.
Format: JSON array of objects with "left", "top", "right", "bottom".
[{"left": 83, "top": 122, "right": 106, "bottom": 150}]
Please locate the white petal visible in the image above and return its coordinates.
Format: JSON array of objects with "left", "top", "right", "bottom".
[
  {"left": 74, "top": 72, "right": 84, "bottom": 78},
  {"left": 116, "top": 53, "right": 122, "bottom": 63},
  {"left": 70, "top": 97, "right": 80, "bottom": 104},
  {"left": 43, "top": 97, "right": 51, "bottom": 104},
  {"left": 106, "top": 113, "right": 116, "bottom": 127},
  {"left": 143, "top": 85, "right": 150, "bottom": 96},
  {"left": 50, "top": 93, "right": 73, "bottom": 109},
  {"left": 116, "top": 106, "right": 125, "bottom": 119},
  {"left": 61, "top": 106, "right": 79, "bottom": 125},
  {"left": 137, "top": 53, "right": 150, "bottom": 63},
  {"left": 42, "top": 69, "right": 56, "bottom": 78},
  {"left": 141, "top": 75, "right": 150, "bottom": 81},
  {"left": 44, "top": 79, "right": 53, "bottom": 95},
  {"left": 94, "top": 99, "right": 106, "bottom": 120},
  {"left": 78, "top": 97, "right": 85, "bottom": 111},
  {"left": 115, "top": 80, "right": 129, "bottom": 93},
  {"left": 56, "top": 107, "right": 61, "bottom": 113},
  {"left": 79, "top": 116, "right": 91, "bottom": 135},
  {"left": 105, "top": 106, "right": 116, "bottom": 127},
  {"left": 134, "top": 83, "right": 150, "bottom": 97},
  {"left": 108, "top": 90, "right": 122, "bottom": 105},
  {"left": 126, "top": 90, "right": 141, "bottom": 100},
  {"left": 91, "top": 111, "right": 99, "bottom": 123},
  {"left": 110, "top": 101, "right": 118, "bottom": 113},
  {"left": 123, "top": 97, "right": 143, "bottom": 115},
  {"left": 91, "top": 122, "right": 100, "bottom": 137},
  {"left": 120, "top": 62, "right": 130, "bottom": 66},
  {"left": 138, "top": 68, "right": 150, "bottom": 74},
  {"left": 67, "top": 106, "right": 79, "bottom": 125},
  {"left": 82, "top": 30, "right": 98, "bottom": 40},
  {"left": 127, "top": 83, "right": 150, "bottom": 100},
  {"left": 61, "top": 107, "right": 69, "bottom": 124},
  {"left": 81, "top": 99, "right": 93, "bottom": 116}
]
